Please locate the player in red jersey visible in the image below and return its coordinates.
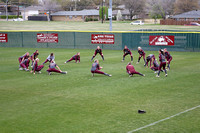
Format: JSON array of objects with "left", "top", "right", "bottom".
[
  {"left": 145, "top": 54, "right": 155, "bottom": 67},
  {"left": 30, "top": 58, "right": 44, "bottom": 74},
  {"left": 91, "top": 59, "right": 112, "bottom": 77},
  {"left": 65, "top": 52, "right": 80, "bottom": 63},
  {"left": 156, "top": 49, "right": 167, "bottom": 77},
  {"left": 126, "top": 62, "right": 145, "bottom": 77},
  {"left": 19, "top": 56, "right": 30, "bottom": 71},
  {"left": 164, "top": 48, "right": 172, "bottom": 70},
  {"left": 47, "top": 60, "right": 67, "bottom": 75},
  {"left": 122, "top": 45, "right": 133, "bottom": 62},
  {"left": 30, "top": 50, "right": 39, "bottom": 67},
  {"left": 91, "top": 46, "right": 104, "bottom": 61},
  {"left": 18, "top": 52, "right": 29, "bottom": 64},
  {"left": 137, "top": 47, "right": 146, "bottom": 66}
]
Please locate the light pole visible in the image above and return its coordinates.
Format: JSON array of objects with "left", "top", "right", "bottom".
[
  {"left": 109, "top": 0, "right": 112, "bottom": 31},
  {"left": 6, "top": 0, "right": 8, "bottom": 21}
]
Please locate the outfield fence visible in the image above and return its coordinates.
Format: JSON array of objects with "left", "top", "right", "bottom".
[{"left": 0, "top": 30, "right": 199, "bottom": 52}]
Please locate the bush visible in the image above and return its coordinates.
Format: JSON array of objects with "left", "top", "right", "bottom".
[
  {"left": 0, "top": 15, "right": 23, "bottom": 19},
  {"left": 85, "top": 17, "right": 99, "bottom": 22}
]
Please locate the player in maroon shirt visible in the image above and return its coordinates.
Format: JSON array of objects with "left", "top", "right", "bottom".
[
  {"left": 91, "top": 59, "right": 112, "bottom": 77},
  {"left": 156, "top": 49, "right": 167, "bottom": 77},
  {"left": 145, "top": 54, "right": 155, "bottom": 67},
  {"left": 18, "top": 52, "right": 29, "bottom": 63},
  {"left": 122, "top": 45, "right": 133, "bottom": 62},
  {"left": 30, "top": 58, "right": 44, "bottom": 74},
  {"left": 137, "top": 47, "right": 146, "bottom": 66},
  {"left": 65, "top": 52, "right": 80, "bottom": 63},
  {"left": 91, "top": 46, "right": 104, "bottom": 61},
  {"left": 164, "top": 48, "right": 172, "bottom": 70},
  {"left": 126, "top": 62, "right": 145, "bottom": 77},
  {"left": 19, "top": 56, "right": 30, "bottom": 71},
  {"left": 43, "top": 53, "right": 55, "bottom": 65},
  {"left": 47, "top": 60, "right": 67, "bottom": 75},
  {"left": 30, "top": 50, "right": 39, "bottom": 67}
]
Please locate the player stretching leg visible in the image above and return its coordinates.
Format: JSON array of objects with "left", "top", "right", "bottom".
[
  {"left": 145, "top": 54, "right": 155, "bottom": 67},
  {"left": 30, "top": 50, "right": 39, "bottom": 67},
  {"left": 122, "top": 45, "right": 133, "bottom": 62},
  {"left": 156, "top": 49, "right": 167, "bottom": 77},
  {"left": 126, "top": 62, "right": 145, "bottom": 77},
  {"left": 20, "top": 56, "right": 30, "bottom": 71},
  {"left": 137, "top": 47, "right": 146, "bottom": 66},
  {"left": 164, "top": 48, "right": 172, "bottom": 70},
  {"left": 30, "top": 58, "right": 44, "bottom": 74},
  {"left": 43, "top": 53, "right": 55, "bottom": 65},
  {"left": 18, "top": 52, "right": 29, "bottom": 70},
  {"left": 91, "top": 59, "right": 112, "bottom": 77},
  {"left": 65, "top": 52, "right": 80, "bottom": 63},
  {"left": 47, "top": 61, "right": 66, "bottom": 75},
  {"left": 91, "top": 46, "right": 104, "bottom": 61}
]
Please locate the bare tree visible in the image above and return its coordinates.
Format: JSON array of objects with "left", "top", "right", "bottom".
[{"left": 174, "top": 0, "right": 199, "bottom": 14}]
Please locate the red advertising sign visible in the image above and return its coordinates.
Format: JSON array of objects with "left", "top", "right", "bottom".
[
  {"left": 149, "top": 36, "right": 174, "bottom": 46},
  {"left": 0, "top": 33, "right": 8, "bottom": 43},
  {"left": 91, "top": 34, "right": 115, "bottom": 44},
  {"left": 37, "top": 33, "right": 58, "bottom": 43}
]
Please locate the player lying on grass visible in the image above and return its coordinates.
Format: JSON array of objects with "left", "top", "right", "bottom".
[
  {"left": 30, "top": 50, "right": 39, "bottom": 67},
  {"left": 30, "top": 58, "right": 44, "bottom": 74},
  {"left": 47, "top": 60, "right": 67, "bottom": 75},
  {"left": 19, "top": 56, "right": 30, "bottom": 71},
  {"left": 145, "top": 54, "right": 155, "bottom": 67},
  {"left": 65, "top": 52, "right": 80, "bottom": 63},
  {"left": 126, "top": 62, "right": 145, "bottom": 77},
  {"left": 91, "top": 59, "right": 112, "bottom": 77},
  {"left": 156, "top": 49, "right": 167, "bottom": 77},
  {"left": 91, "top": 46, "right": 104, "bottom": 61},
  {"left": 43, "top": 53, "right": 55, "bottom": 65},
  {"left": 122, "top": 45, "right": 133, "bottom": 62},
  {"left": 137, "top": 47, "right": 146, "bottom": 66},
  {"left": 18, "top": 52, "right": 29, "bottom": 69},
  {"left": 164, "top": 48, "right": 172, "bottom": 70}
]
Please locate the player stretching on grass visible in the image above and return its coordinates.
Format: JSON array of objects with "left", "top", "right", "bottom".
[
  {"left": 30, "top": 58, "right": 44, "bottom": 74},
  {"left": 43, "top": 53, "right": 55, "bottom": 65},
  {"left": 91, "top": 59, "right": 112, "bottom": 77},
  {"left": 30, "top": 50, "right": 39, "bottom": 67},
  {"left": 164, "top": 48, "right": 172, "bottom": 70},
  {"left": 126, "top": 62, "right": 145, "bottom": 77},
  {"left": 47, "top": 61, "right": 67, "bottom": 75},
  {"left": 122, "top": 45, "right": 133, "bottom": 62},
  {"left": 137, "top": 47, "right": 146, "bottom": 66},
  {"left": 19, "top": 56, "right": 30, "bottom": 71},
  {"left": 145, "top": 54, "right": 155, "bottom": 67},
  {"left": 18, "top": 52, "right": 29, "bottom": 70},
  {"left": 91, "top": 46, "right": 104, "bottom": 61},
  {"left": 150, "top": 59, "right": 163, "bottom": 73},
  {"left": 65, "top": 52, "right": 80, "bottom": 63},
  {"left": 156, "top": 49, "right": 167, "bottom": 77}
]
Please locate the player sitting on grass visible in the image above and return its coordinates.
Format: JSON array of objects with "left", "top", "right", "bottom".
[
  {"left": 43, "top": 53, "right": 55, "bottom": 65},
  {"left": 30, "top": 58, "right": 44, "bottom": 74},
  {"left": 164, "top": 48, "right": 172, "bottom": 70},
  {"left": 18, "top": 52, "right": 29, "bottom": 69},
  {"left": 47, "top": 60, "right": 67, "bottom": 75},
  {"left": 137, "top": 47, "right": 146, "bottom": 66},
  {"left": 30, "top": 50, "right": 39, "bottom": 67},
  {"left": 122, "top": 45, "right": 133, "bottom": 62},
  {"left": 126, "top": 62, "right": 145, "bottom": 77},
  {"left": 156, "top": 49, "right": 167, "bottom": 77},
  {"left": 65, "top": 52, "right": 80, "bottom": 63},
  {"left": 91, "top": 46, "right": 104, "bottom": 61},
  {"left": 145, "top": 54, "right": 155, "bottom": 67},
  {"left": 91, "top": 59, "right": 112, "bottom": 77},
  {"left": 19, "top": 56, "right": 30, "bottom": 71}
]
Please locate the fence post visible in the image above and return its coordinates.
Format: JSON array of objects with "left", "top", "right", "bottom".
[
  {"left": 21, "top": 32, "right": 23, "bottom": 47},
  {"left": 74, "top": 32, "right": 76, "bottom": 49},
  {"left": 47, "top": 31, "right": 49, "bottom": 48}
]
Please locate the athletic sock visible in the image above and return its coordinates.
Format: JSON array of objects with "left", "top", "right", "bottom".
[
  {"left": 104, "top": 73, "right": 109, "bottom": 76},
  {"left": 164, "top": 69, "right": 167, "bottom": 74},
  {"left": 123, "top": 56, "right": 125, "bottom": 60},
  {"left": 91, "top": 56, "right": 94, "bottom": 61},
  {"left": 158, "top": 71, "right": 160, "bottom": 76},
  {"left": 131, "top": 56, "right": 133, "bottom": 61},
  {"left": 138, "top": 57, "right": 141, "bottom": 62},
  {"left": 139, "top": 73, "right": 144, "bottom": 76},
  {"left": 102, "top": 56, "right": 104, "bottom": 60},
  {"left": 168, "top": 64, "right": 170, "bottom": 70}
]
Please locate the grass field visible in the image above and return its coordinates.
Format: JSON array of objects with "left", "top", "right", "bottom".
[
  {"left": 0, "top": 47, "right": 200, "bottom": 133},
  {"left": 0, "top": 21, "right": 200, "bottom": 31}
]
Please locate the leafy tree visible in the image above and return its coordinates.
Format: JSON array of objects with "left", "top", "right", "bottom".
[
  {"left": 99, "top": 6, "right": 108, "bottom": 20},
  {"left": 174, "top": 0, "right": 199, "bottom": 14}
]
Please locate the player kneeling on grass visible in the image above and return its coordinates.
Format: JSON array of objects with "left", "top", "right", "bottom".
[
  {"left": 47, "top": 60, "right": 67, "bottom": 75},
  {"left": 18, "top": 52, "right": 29, "bottom": 69},
  {"left": 156, "top": 49, "right": 167, "bottom": 77},
  {"left": 30, "top": 50, "right": 39, "bottom": 67},
  {"left": 43, "top": 53, "right": 55, "bottom": 65},
  {"left": 91, "top": 46, "right": 104, "bottom": 61},
  {"left": 126, "top": 62, "right": 145, "bottom": 77},
  {"left": 65, "top": 52, "right": 80, "bottom": 63},
  {"left": 19, "top": 56, "right": 30, "bottom": 71},
  {"left": 91, "top": 59, "right": 112, "bottom": 77},
  {"left": 30, "top": 58, "right": 44, "bottom": 74}
]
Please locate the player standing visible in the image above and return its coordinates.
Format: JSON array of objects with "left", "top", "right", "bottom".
[
  {"left": 65, "top": 52, "right": 80, "bottom": 63},
  {"left": 30, "top": 50, "right": 39, "bottom": 67},
  {"left": 91, "top": 59, "right": 112, "bottom": 77},
  {"left": 164, "top": 48, "right": 172, "bottom": 70},
  {"left": 137, "top": 47, "right": 146, "bottom": 65},
  {"left": 43, "top": 53, "right": 55, "bottom": 64},
  {"left": 30, "top": 58, "right": 44, "bottom": 74},
  {"left": 126, "top": 62, "right": 145, "bottom": 77},
  {"left": 47, "top": 60, "right": 67, "bottom": 75},
  {"left": 19, "top": 56, "right": 30, "bottom": 71},
  {"left": 156, "top": 49, "right": 167, "bottom": 77},
  {"left": 122, "top": 45, "right": 133, "bottom": 62},
  {"left": 91, "top": 46, "right": 104, "bottom": 61}
]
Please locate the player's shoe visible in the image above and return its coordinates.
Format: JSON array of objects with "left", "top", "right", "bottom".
[
  {"left": 138, "top": 110, "right": 146, "bottom": 114},
  {"left": 25, "top": 68, "right": 29, "bottom": 71},
  {"left": 154, "top": 71, "right": 158, "bottom": 74},
  {"left": 92, "top": 73, "right": 94, "bottom": 77},
  {"left": 108, "top": 74, "right": 112, "bottom": 77},
  {"left": 156, "top": 75, "right": 160, "bottom": 77},
  {"left": 129, "top": 74, "right": 133, "bottom": 77},
  {"left": 19, "top": 68, "right": 23, "bottom": 70},
  {"left": 48, "top": 72, "right": 51, "bottom": 75},
  {"left": 61, "top": 71, "right": 67, "bottom": 74},
  {"left": 165, "top": 74, "right": 168, "bottom": 77},
  {"left": 136, "top": 62, "right": 139, "bottom": 64},
  {"left": 121, "top": 60, "right": 124, "bottom": 62},
  {"left": 38, "top": 71, "right": 41, "bottom": 74},
  {"left": 143, "top": 74, "right": 145, "bottom": 77}
]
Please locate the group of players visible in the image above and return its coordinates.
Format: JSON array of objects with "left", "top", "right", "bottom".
[{"left": 18, "top": 45, "right": 172, "bottom": 77}]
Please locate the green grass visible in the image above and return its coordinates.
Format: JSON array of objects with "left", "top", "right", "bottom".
[
  {"left": 0, "top": 21, "right": 200, "bottom": 31},
  {"left": 0, "top": 47, "right": 200, "bottom": 133}
]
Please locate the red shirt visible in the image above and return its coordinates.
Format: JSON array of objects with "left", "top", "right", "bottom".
[{"left": 126, "top": 65, "right": 136, "bottom": 73}]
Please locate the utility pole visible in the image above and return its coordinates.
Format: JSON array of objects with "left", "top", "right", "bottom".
[
  {"left": 6, "top": 0, "right": 8, "bottom": 21},
  {"left": 101, "top": 0, "right": 104, "bottom": 23},
  {"left": 109, "top": 0, "right": 112, "bottom": 31}
]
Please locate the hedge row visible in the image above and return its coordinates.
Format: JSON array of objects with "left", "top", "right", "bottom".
[{"left": 0, "top": 15, "right": 23, "bottom": 19}]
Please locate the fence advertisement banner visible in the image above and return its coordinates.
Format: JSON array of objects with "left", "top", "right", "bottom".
[
  {"left": 91, "top": 34, "right": 115, "bottom": 44},
  {"left": 149, "top": 36, "right": 174, "bottom": 46},
  {"left": 0, "top": 33, "right": 8, "bottom": 43},
  {"left": 37, "top": 33, "right": 58, "bottom": 43}
]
